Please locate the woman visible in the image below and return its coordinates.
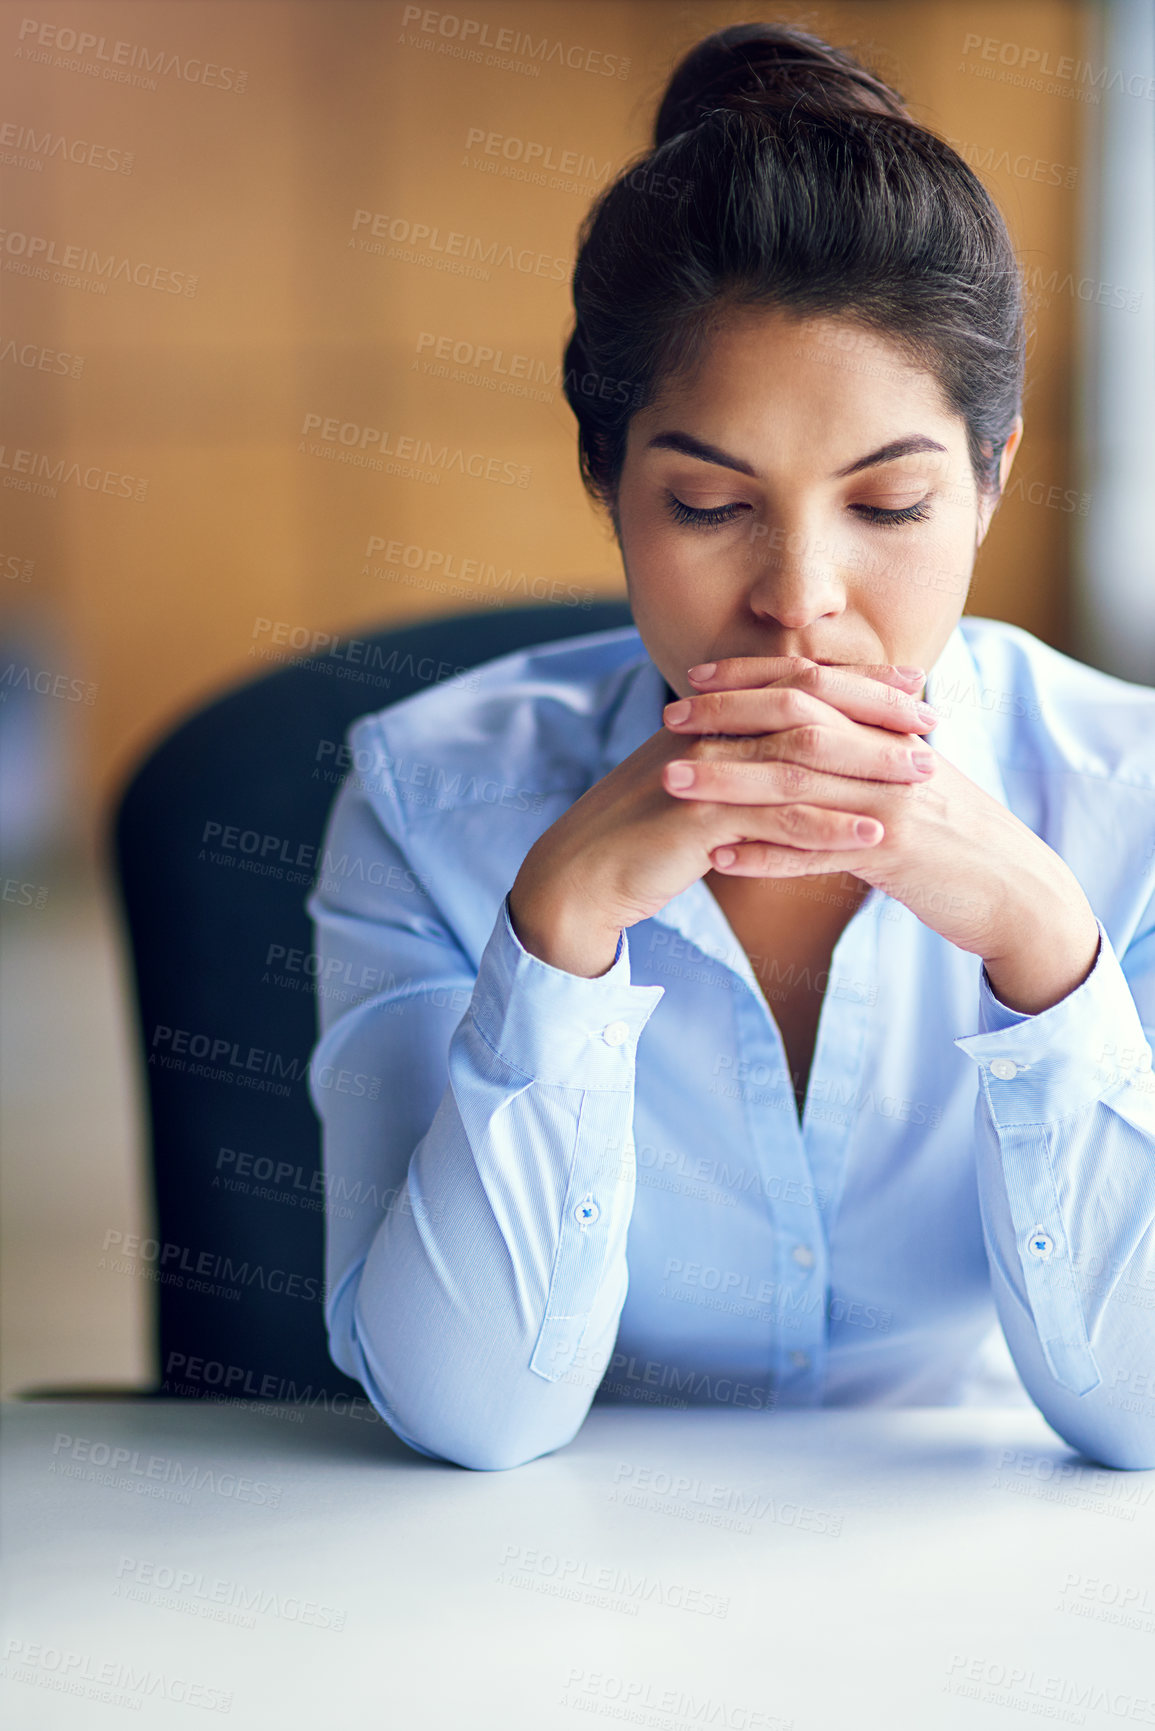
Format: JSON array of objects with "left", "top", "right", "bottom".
[{"left": 307, "top": 22, "right": 1155, "bottom": 1471}]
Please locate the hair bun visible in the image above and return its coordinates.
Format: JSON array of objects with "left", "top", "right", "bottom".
[{"left": 653, "top": 21, "right": 910, "bottom": 147}]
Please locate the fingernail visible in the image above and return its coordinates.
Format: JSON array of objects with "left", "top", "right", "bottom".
[
  {"left": 714, "top": 847, "right": 737, "bottom": 867},
  {"left": 664, "top": 699, "right": 692, "bottom": 724},
  {"left": 667, "top": 762, "right": 695, "bottom": 788},
  {"left": 688, "top": 663, "right": 716, "bottom": 681},
  {"left": 911, "top": 750, "right": 935, "bottom": 773},
  {"left": 916, "top": 702, "right": 941, "bottom": 726},
  {"left": 894, "top": 666, "right": 925, "bottom": 681},
  {"left": 855, "top": 819, "right": 883, "bottom": 842}
]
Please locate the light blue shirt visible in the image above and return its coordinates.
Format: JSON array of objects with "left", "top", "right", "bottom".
[{"left": 306, "top": 617, "right": 1155, "bottom": 1471}]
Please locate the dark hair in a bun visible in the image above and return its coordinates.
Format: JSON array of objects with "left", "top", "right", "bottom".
[
  {"left": 563, "top": 21, "right": 1024, "bottom": 518},
  {"left": 653, "top": 20, "right": 910, "bottom": 140}
]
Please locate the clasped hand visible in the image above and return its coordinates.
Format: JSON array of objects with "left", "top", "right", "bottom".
[{"left": 661, "top": 655, "right": 1077, "bottom": 963}]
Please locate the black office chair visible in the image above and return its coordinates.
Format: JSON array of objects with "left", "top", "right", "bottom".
[{"left": 96, "top": 602, "right": 633, "bottom": 1404}]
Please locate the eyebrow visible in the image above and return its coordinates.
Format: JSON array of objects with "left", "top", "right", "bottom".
[{"left": 645, "top": 429, "right": 948, "bottom": 479}]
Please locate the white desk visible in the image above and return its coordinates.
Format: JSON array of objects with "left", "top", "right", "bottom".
[{"left": 2, "top": 1399, "right": 1153, "bottom": 1729}]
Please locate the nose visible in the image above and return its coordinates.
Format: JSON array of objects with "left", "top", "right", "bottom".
[{"left": 743, "top": 519, "right": 847, "bottom": 631}]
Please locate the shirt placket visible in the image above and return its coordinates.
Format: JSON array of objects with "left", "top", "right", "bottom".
[
  {"left": 795, "top": 891, "right": 884, "bottom": 1391},
  {"left": 653, "top": 879, "right": 884, "bottom": 1406}
]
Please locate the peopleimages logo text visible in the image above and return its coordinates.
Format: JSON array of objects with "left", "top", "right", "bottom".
[
  {"left": 398, "top": 7, "right": 631, "bottom": 78},
  {"left": 16, "top": 18, "right": 248, "bottom": 91}
]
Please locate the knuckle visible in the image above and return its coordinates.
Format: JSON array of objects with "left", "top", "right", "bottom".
[
  {"left": 878, "top": 799, "right": 905, "bottom": 838},
  {"left": 780, "top": 761, "right": 810, "bottom": 796},
  {"left": 786, "top": 682, "right": 820, "bottom": 723},
  {"left": 773, "top": 656, "right": 810, "bottom": 682},
  {"left": 795, "top": 723, "right": 824, "bottom": 758}
]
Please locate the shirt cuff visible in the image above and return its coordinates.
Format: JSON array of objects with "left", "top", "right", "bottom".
[
  {"left": 954, "top": 918, "right": 1152, "bottom": 1127},
  {"left": 467, "top": 893, "right": 665, "bottom": 1090}
]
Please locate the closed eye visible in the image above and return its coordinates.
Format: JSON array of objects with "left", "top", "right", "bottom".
[
  {"left": 664, "top": 491, "right": 935, "bottom": 531},
  {"left": 851, "top": 500, "right": 933, "bottom": 526},
  {"left": 665, "top": 492, "right": 750, "bottom": 529}
]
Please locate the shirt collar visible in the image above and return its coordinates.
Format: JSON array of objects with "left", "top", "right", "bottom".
[
  {"left": 923, "top": 618, "right": 1010, "bottom": 809},
  {"left": 598, "top": 637, "right": 668, "bottom": 779}
]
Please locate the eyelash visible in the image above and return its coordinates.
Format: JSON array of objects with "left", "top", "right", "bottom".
[
  {"left": 663, "top": 492, "right": 934, "bottom": 531},
  {"left": 665, "top": 494, "right": 747, "bottom": 529},
  {"left": 852, "top": 500, "right": 933, "bottom": 527}
]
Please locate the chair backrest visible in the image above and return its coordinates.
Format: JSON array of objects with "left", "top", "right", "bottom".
[{"left": 112, "top": 602, "right": 633, "bottom": 1403}]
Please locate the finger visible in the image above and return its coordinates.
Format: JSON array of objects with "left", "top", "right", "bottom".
[
  {"left": 691, "top": 722, "right": 934, "bottom": 784},
  {"left": 666, "top": 671, "right": 939, "bottom": 737},
  {"left": 710, "top": 837, "right": 882, "bottom": 876},
  {"left": 664, "top": 755, "right": 914, "bottom": 817},
  {"left": 680, "top": 790, "right": 885, "bottom": 851},
  {"left": 688, "top": 657, "right": 924, "bottom": 693},
  {"left": 692, "top": 661, "right": 937, "bottom": 730}
]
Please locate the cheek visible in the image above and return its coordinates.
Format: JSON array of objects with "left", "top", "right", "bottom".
[
  {"left": 619, "top": 497, "right": 688, "bottom": 585},
  {"left": 912, "top": 518, "right": 975, "bottom": 609},
  {"left": 849, "top": 523, "right": 971, "bottom": 616},
  {"left": 615, "top": 483, "right": 664, "bottom": 565},
  {"left": 632, "top": 537, "right": 715, "bottom": 613}
]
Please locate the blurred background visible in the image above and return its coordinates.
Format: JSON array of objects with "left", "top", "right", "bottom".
[{"left": 1, "top": 0, "right": 1151, "bottom": 1396}]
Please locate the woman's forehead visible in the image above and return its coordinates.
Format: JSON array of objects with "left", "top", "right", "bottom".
[{"left": 628, "top": 336, "right": 963, "bottom": 469}]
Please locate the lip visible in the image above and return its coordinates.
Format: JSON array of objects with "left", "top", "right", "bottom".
[{"left": 719, "top": 654, "right": 860, "bottom": 667}]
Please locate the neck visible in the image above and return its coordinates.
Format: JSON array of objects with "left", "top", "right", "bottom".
[{"left": 708, "top": 869, "right": 870, "bottom": 919}]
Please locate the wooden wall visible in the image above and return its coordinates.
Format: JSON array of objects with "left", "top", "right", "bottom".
[{"left": 0, "top": 0, "right": 1096, "bottom": 821}]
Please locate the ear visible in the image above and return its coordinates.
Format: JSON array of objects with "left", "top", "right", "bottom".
[{"left": 976, "top": 416, "right": 1024, "bottom": 547}]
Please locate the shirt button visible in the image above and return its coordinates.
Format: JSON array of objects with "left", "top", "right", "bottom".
[
  {"left": 601, "top": 1021, "right": 629, "bottom": 1047},
  {"left": 791, "top": 1245, "right": 815, "bottom": 1268},
  {"left": 990, "top": 1059, "right": 1018, "bottom": 1081},
  {"left": 790, "top": 1351, "right": 810, "bottom": 1370},
  {"left": 575, "top": 1199, "right": 600, "bottom": 1225},
  {"left": 1027, "top": 1227, "right": 1054, "bottom": 1260}
]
